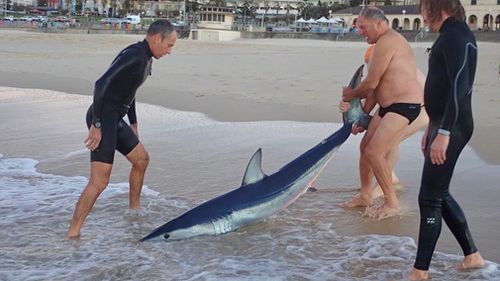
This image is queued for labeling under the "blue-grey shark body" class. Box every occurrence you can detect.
[141,65,370,241]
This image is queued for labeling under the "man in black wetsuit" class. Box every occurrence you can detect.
[68,20,177,238]
[408,1,485,280]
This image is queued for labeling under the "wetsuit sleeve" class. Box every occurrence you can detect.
[439,35,476,133]
[128,99,137,124]
[92,49,140,125]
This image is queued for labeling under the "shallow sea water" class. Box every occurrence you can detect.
[1,89,499,280]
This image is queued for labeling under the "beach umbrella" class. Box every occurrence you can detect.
[316,16,328,23]
[327,18,338,24]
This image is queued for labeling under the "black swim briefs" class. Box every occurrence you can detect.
[378,103,421,124]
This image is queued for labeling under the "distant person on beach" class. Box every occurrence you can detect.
[67,20,177,238]
[339,45,429,211]
[342,7,423,219]
[408,0,484,279]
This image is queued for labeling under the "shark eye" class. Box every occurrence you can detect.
[164,234,170,239]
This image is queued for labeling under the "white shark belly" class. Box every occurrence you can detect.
[231,149,340,229]
[167,149,339,240]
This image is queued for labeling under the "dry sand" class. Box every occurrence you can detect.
[1,30,499,263]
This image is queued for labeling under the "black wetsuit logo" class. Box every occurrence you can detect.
[426,217,436,224]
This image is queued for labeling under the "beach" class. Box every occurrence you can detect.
[1,29,499,163]
[0,30,499,280]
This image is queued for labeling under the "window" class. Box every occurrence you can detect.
[471,0,476,5]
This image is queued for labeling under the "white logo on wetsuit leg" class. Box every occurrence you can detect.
[426,217,436,224]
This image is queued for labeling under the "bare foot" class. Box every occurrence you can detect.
[457,252,485,271]
[67,233,81,240]
[371,185,384,199]
[372,204,401,220]
[340,193,373,208]
[408,268,428,280]
[371,182,404,199]
[67,225,81,239]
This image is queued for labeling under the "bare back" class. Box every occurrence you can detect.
[368,30,422,107]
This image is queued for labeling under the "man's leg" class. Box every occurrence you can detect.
[358,145,376,199]
[371,144,400,198]
[68,161,113,238]
[341,114,381,208]
[341,138,375,207]
[364,112,409,218]
[408,268,429,281]
[125,143,149,209]
[372,108,428,195]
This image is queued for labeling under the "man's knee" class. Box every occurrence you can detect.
[418,194,441,209]
[89,162,112,193]
[418,182,444,208]
[364,143,384,163]
[89,178,110,193]
[133,151,149,171]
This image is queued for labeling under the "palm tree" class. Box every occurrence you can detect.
[298,0,312,19]
[261,1,270,26]
[122,0,131,15]
[241,0,255,25]
[285,3,292,25]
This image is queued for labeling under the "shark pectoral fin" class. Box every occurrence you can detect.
[241,148,267,186]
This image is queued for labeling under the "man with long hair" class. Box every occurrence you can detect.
[409,0,485,279]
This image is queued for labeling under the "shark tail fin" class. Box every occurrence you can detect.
[348,64,364,89]
[241,148,267,186]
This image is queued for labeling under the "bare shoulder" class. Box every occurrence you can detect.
[378,30,407,49]
[373,31,401,57]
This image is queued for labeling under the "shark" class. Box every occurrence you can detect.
[141,65,370,241]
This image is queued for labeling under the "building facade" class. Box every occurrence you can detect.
[196,5,235,29]
[333,0,500,31]
[464,0,500,30]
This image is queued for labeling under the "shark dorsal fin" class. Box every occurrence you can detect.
[241,148,266,186]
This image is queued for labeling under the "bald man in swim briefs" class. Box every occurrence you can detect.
[342,7,425,219]
[339,44,428,214]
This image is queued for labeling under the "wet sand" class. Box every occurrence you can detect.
[1,30,499,265]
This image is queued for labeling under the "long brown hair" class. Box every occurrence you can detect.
[419,0,466,24]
